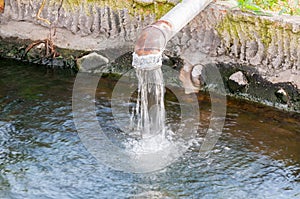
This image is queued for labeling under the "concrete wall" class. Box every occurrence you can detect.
[0,0,299,112]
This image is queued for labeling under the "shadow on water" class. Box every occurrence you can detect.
[0,58,299,198]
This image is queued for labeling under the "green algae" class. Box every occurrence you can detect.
[216,12,290,56]
[59,0,175,19]
[237,0,300,16]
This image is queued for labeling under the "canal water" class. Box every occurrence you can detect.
[0,58,299,198]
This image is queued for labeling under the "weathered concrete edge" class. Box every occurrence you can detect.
[0,1,299,113]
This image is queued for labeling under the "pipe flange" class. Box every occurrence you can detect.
[132,52,162,70]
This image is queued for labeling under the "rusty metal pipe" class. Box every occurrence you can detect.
[132,0,213,70]
[134,20,173,56]
[132,20,172,70]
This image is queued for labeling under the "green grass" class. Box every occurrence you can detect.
[236,0,300,15]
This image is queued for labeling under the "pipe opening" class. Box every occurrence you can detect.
[133,20,173,70]
[133,0,212,70]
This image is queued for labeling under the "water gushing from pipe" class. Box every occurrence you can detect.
[131,0,212,151]
[135,68,165,138]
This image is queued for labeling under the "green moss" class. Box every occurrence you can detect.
[237,0,300,16]
[216,13,274,49]
[59,0,175,19]
[216,10,300,69]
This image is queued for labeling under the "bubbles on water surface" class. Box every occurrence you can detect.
[73,63,229,173]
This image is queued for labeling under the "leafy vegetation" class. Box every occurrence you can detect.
[236,0,300,15]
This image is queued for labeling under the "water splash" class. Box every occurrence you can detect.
[127,68,177,156]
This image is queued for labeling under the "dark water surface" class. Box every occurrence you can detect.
[0,58,299,198]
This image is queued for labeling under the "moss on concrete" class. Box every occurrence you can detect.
[58,0,175,19]
[216,11,300,69]
[216,13,271,48]
[216,12,299,48]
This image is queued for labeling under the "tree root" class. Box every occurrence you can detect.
[24,38,59,59]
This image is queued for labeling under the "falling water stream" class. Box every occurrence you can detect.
[134,68,165,139]
[122,67,190,172]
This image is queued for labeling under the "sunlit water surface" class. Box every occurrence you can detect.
[0,59,299,198]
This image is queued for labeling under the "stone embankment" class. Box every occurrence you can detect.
[0,0,299,112]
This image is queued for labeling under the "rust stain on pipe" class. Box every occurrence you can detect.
[134,20,172,56]
[154,20,173,30]
[0,0,4,13]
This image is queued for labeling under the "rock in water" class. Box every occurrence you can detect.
[77,52,109,72]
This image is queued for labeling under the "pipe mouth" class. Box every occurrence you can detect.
[132,20,172,70]
[134,20,172,57]
[132,52,162,71]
